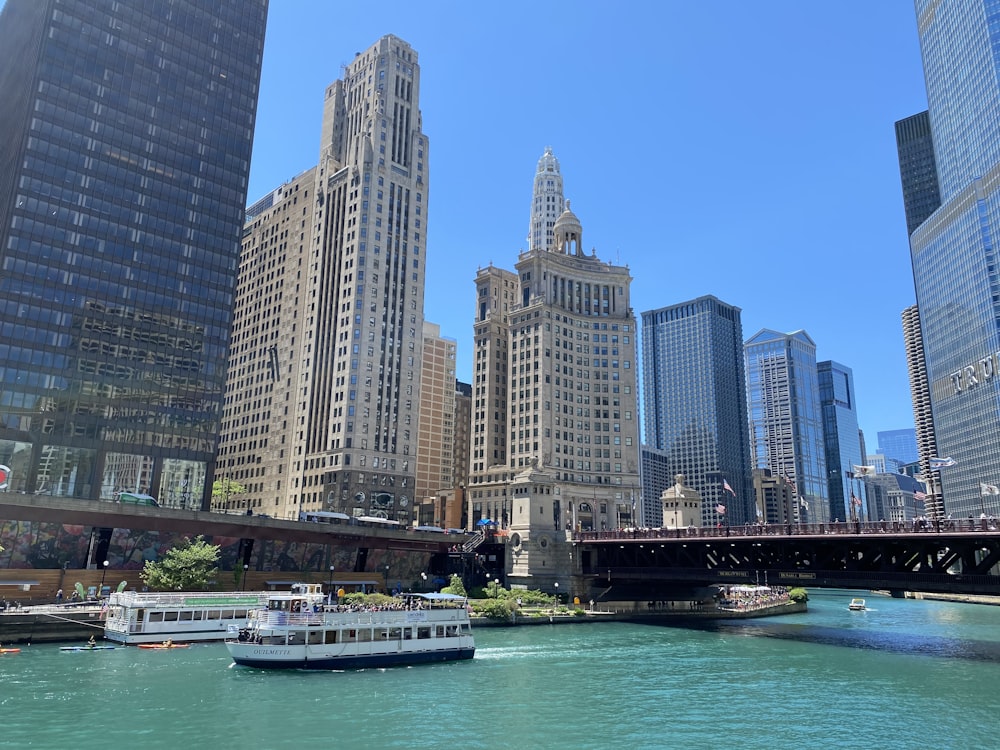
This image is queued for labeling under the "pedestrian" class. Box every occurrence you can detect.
[56,588,63,604]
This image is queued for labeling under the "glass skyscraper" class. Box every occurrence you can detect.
[908,1,1000,516]
[818,360,866,522]
[0,0,268,507]
[876,428,919,471]
[744,329,829,523]
[641,296,752,525]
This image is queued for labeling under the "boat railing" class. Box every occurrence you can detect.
[110,590,267,608]
[247,605,469,630]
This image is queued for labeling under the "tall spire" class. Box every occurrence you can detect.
[528,147,564,252]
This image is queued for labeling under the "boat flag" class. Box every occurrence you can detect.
[980,482,1000,496]
[722,478,736,496]
[715,504,726,515]
[852,465,876,477]
[930,457,957,469]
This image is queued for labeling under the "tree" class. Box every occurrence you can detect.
[440,573,467,597]
[211,478,247,506]
[141,535,220,591]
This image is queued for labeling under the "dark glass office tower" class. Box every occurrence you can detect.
[641,296,753,525]
[817,360,866,523]
[0,0,268,507]
[894,111,941,237]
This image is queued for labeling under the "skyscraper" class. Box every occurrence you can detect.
[901,304,942,517]
[471,149,640,589]
[220,35,428,523]
[527,147,565,253]
[641,295,752,525]
[744,329,829,523]
[906,2,1000,516]
[818,360,866,522]
[0,0,267,507]
[415,322,457,506]
[876,428,919,471]
[894,111,941,236]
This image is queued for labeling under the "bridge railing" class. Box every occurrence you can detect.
[573,517,997,542]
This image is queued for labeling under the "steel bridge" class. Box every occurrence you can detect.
[574,523,1000,595]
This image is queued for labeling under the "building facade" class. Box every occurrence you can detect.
[901,304,942,517]
[528,146,565,253]
[641,295,753,526]
[415,322,457,507]
[876,428,919,472]
[895,110,942,237]
[817,360,867,522]
[0,0,267,507]
[470,150,640,591]
[216,168,316,516]
[744,329,829,523]
[907,2,1000,517]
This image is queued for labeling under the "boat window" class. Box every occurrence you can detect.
[307,630,324,645]
[388,627,402,640]
[324,630,338,645]
[163,612,178,622]
[356,628,372,643]
[417,627,431,639]
[206,610,221,620]
[149,612,164,623]
[436,626,445,637]
[235,609,248,618]
[446,625,458,637]
[376,628,389,640]
[192,611,203,621]
[179,611,193,622]
[287,630,305,645]
[345,629,357,642]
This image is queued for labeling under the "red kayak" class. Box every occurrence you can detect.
[138,643,189,649]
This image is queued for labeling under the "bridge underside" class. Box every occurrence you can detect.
[580,533,1000,595]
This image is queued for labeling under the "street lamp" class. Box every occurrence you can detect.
[100,560,109,599]
[553,581,559,612]
[385,564,391,594]
[420,572,428,591]
[493,577,500,598]
[241,564,249,592]
[328,565,335,604]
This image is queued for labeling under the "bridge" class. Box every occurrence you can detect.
[0,493,470,557]
[573,522,1000,596]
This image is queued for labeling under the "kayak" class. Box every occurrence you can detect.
[60,645,116,651]
[0,648,21,654]
[137,643,190,649]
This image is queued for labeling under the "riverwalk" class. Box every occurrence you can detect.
[0,604,106,644]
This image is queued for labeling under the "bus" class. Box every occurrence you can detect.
[299,511,351,525]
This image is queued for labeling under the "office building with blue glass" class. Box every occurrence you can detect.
[641,296,752,525]
[744,329,829,523]
[0,0,268,506]
[907,1,1000,516]
[877,428,919,472]
[818,360,866,522]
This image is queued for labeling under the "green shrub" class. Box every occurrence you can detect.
[788,587,809,603]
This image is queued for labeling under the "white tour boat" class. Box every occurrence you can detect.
[104,589,269,644]
[225,583,475,670]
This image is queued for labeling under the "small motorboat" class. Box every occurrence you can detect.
[138,641,190,650]
[848,598,867,611]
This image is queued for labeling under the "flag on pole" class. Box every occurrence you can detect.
[798,496,809,510]
[755,504,764,518]
[715,504,726,515]
[851,495,862,507]
[783,476,797,494]
[980,482,1000,496]
[722,478,736,496]
[852,465,876,477]
[913,490,927,501]
[930,457,957,469]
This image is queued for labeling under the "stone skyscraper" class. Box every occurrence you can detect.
[220,35,428,523]
[0,0,267,507]
[528,147,564,252]
[471,149,640,593]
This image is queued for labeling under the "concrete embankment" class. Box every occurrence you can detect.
[0,606,106,644]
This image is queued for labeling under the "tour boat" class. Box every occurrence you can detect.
[848,598,867,611]
[225,583,475,670]
[103,589,268,644]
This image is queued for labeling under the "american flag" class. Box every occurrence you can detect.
[930,456,957,469]
[914,490,927,501]
[851,495,862,507]
[722,478,736,496]
[716,504,726,515]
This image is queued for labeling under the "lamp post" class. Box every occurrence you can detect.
[493,578,500,598]
[420,572,428,591]
[241,564,248,592]
[553,581,559,612]
[100,560,109,599]
[328,565,335,604]
[385,564,390,594]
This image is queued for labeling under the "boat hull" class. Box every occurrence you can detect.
[228,644,475,670]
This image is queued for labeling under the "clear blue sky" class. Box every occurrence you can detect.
[247,1,927,447]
